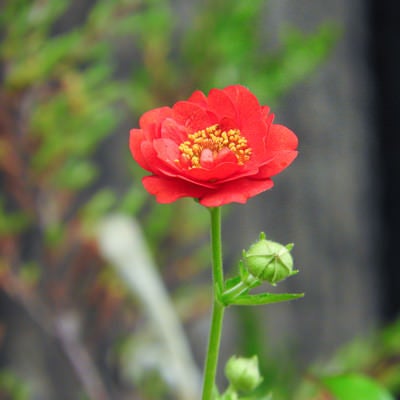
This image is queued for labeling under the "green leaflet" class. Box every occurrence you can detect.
[322,373,395,400]
[229,292,304,306]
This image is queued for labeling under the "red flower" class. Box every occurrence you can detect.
[129,85,298,207]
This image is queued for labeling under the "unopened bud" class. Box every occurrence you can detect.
[243,232,296,285]
[225,355,263,393]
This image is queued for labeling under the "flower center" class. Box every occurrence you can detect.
[177,124,251,169]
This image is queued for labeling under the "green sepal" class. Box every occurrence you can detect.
[228,292,304,306]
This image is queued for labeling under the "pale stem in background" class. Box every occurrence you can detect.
[98,214,201,400]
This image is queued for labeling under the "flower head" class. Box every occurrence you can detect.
[129,85,298,207]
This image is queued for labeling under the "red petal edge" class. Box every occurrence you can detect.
[199,177,274,207]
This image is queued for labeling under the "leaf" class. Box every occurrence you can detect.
[230,292,304,306]
[322,373,395,400]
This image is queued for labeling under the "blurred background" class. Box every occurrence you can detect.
[0,0,399,399]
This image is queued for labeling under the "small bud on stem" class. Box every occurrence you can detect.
[243,232,297,285]
[225,355,263,393]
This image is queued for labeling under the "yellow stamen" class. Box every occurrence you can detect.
[177,124,251,168]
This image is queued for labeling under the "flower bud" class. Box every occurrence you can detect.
[225,355,263,393]
[243,232,296,285]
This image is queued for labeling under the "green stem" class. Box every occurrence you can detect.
[221,281,248,303]
[221,274,261,305]
[202,207,225,400]
[209,207,224,293]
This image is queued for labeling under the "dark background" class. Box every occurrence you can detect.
[370,0,400,322]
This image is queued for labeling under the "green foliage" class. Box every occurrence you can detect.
[43,221,65,247]
[0,369,30,400]
[119,184,149,215]
[230,318,400,400]
[295,373,395,400]
[80,189,117,226]
[326,319,400,395]
[290,320,400,400]
[322,373,394,400]
[181,1,337,102]
[52,159,98,190]
[0,198,32,236]
[252,25,339,102]
[19,262,41,286]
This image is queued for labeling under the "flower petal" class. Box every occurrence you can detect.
[221,85,268,156]
[160,118,188,143]
[142,175,207,203]
[140,141,160,172]
[187,90,208,106]
[258,150,298,177]
[199,177,274,207]
[139,107,173,133]
[267,124,298,150]
[223,85,262,126]
[153,138,181,163]
[173,101,213,132]
[207,88,237,121]
[261,105,271,120]
[129,129,149,170]
[256,124,298,176]
[186,160,242,182]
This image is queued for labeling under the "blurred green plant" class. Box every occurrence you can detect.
[215,318,400,400]
[181,0,338,102]
[0,369,30,400]
[291,319,400,400]
[0,0,339,399]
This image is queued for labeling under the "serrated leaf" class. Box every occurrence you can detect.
[322,373,394,400]
[230,292,304,306]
